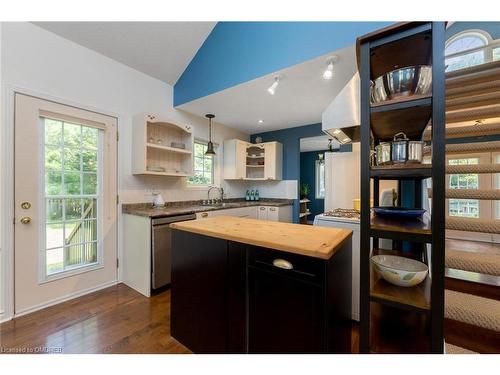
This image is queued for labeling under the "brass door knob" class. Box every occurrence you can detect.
[21,201,32,209]
[20,217,32,224]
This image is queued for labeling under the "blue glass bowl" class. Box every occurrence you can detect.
[372,206,426,219]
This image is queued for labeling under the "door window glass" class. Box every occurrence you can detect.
[44,118,101,276]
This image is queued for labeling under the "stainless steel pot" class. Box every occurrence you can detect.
[391,132,408,164]
[407,141,425,164]
[375,142,392,165]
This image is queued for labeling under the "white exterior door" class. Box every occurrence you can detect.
[14,94,118,315]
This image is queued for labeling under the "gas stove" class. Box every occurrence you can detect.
[323,208,360,220]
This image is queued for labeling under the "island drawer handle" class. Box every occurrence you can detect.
[272,259,293,270]
[201,212,208,218]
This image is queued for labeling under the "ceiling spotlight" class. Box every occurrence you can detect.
[322,56,338,80]
[267,77,280,95]
[258,119,264,124]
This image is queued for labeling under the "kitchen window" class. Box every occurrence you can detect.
[315,159,325,199]
[187,140,214,186]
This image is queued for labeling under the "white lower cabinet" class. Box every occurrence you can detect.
[257,206,292,222]
[197,205,292,223]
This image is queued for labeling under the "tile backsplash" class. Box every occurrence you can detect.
[119,179,298,204]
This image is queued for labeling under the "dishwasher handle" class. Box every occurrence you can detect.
[152,214,196,226]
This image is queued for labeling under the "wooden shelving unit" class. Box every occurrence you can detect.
[370,264,431,312]
[299,199,311,224]
[246,144,266,179]
[146,143,192,155]
[132,113,194,176]
[358,22,446,353]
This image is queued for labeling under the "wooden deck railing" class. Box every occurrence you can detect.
[66,200,97,266]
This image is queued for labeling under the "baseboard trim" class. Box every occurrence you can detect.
[13,279,118,319]
[0,312,13,324]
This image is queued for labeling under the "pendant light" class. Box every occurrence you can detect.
[205,114,216,156]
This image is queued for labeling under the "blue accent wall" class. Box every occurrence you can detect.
[300,151,326,220]
[251,123,325,223]
[251,123,353,223]
[174,21,391,106]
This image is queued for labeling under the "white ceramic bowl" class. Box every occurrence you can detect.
[371,255,428,287]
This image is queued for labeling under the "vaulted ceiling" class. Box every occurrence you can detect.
[33,22,216,85]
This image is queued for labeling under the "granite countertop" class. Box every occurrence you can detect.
[170,216,352,260]
[122,198,294,218]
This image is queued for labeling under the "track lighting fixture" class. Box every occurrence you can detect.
[267,76,280,95]
[323,56,338,80]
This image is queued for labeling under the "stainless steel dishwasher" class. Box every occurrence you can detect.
[151,213,196,289]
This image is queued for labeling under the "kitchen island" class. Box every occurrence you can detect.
[170,216,353,353]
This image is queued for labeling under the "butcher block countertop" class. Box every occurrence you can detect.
[170,216,352,260]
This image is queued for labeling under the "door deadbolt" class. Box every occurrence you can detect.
[20,217,32,224]
[21,201,31,209]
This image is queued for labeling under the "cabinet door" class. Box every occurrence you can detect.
[263,143,276,180]
[257,206,268,220]
[264,142,283,180]
[171,231,228,353]
[235,140,248,179]
[267,207,279,222]
[248,266,324,353]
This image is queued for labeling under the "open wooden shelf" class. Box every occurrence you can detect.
[371,95,432,112]
[370,302,431,354]
[370,214,431,243]
[146,143,192,154]
[246,165,264,168]
[246,154,264,159]
[139,170,191,177]
[370,264,431,313]
[371,103,432,140]
[371,163,432,179]
[364,24,432,80]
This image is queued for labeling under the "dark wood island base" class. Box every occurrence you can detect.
[170,217,353,353]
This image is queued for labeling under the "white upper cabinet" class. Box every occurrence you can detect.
[223,139,248,180]
[132,113,194,177]
[223,139,282,181]
[263,142,283,181]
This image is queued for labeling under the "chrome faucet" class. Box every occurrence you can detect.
[207,186,224,204]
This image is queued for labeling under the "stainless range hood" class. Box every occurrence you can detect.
[322,71,360,143]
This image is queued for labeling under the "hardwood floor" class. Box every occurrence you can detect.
[0,283,360,354]
[0,284,190,354]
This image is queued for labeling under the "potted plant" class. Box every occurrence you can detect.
[300,183,310,199]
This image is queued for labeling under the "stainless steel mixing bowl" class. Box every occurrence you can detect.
[370,65,432,104]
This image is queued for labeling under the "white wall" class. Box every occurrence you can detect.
[0,22,249,321]
[0,22,4,321]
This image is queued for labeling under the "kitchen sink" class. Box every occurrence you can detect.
[201,202,241,209]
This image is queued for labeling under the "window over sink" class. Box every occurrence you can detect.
[187,140,215,186]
